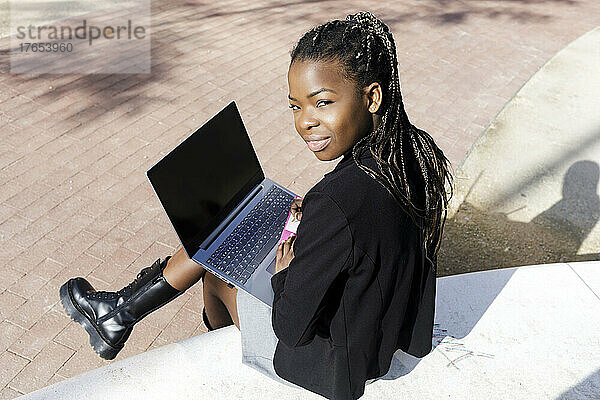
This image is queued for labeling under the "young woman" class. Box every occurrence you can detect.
[60,11,453,400]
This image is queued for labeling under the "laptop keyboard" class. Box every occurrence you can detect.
[206,186,295,285]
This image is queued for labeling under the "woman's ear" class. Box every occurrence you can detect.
[364,82,383,114]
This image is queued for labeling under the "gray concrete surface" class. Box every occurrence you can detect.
[18,261,600,400]
[439,26,600,275]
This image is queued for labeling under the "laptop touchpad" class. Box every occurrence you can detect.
[266,257,276,275]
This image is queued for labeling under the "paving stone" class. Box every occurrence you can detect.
[0,266,24,293]
[53,321,90,352]
[86,227,133,260]
[56,344,109,379]
[33,258,65,281]
[111,319,162,361]
[8,341,74,394]
[6,282,60,331]
[6,238,61,275]
[7,273,47,300]
[156,305,204,344]
[0,291,27,322]
[0,352,28,392]
[126,241,173,273]
[0,322,26,354]
[8,311,69,361]
[0,385,22,400]
[42,373,67,388]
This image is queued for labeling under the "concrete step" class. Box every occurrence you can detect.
[18,261,600,399]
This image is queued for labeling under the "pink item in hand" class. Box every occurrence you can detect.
[278,196,302,244]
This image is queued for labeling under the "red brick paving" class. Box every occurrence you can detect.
[0,0,599,396]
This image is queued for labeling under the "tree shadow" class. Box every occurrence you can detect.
[0,0,339,125]
[167,0,580,27]
[379,0,579,27]
[0,0,585,127]
[0,1,209,124]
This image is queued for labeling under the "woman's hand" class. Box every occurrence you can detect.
[290,198,303,222]
[275,234,296,273]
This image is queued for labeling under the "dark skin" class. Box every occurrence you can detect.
[163,59,383,331]
[275,59,383,273]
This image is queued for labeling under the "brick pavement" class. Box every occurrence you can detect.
[0,0,599,397]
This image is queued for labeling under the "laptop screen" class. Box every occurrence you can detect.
[147,101,264,257]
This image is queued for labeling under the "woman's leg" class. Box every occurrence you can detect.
[203,272,240,330]
[163,247,206,290]
[164,247,239,330]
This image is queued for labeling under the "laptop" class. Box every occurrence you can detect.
[146,101,298,308]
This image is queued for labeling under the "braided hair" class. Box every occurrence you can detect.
[290,11,454,268]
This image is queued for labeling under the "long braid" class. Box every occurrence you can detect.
[290,11,454,269]
[350,12,414,209]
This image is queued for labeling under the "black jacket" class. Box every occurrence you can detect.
[271,148,436,399]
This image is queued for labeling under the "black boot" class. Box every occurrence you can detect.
[202,307,214,331]
[200,275,214,331]
[59,257,183,360]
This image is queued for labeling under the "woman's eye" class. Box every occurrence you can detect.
[316,100,332,107]
[289,104,299,111]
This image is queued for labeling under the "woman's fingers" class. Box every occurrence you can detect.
[283,236,292,251]
[292,198,303,207]
[291,199,303,215]
[282,235,295,253]
[291,199,303,221]
[276,235,295,273]
[279,237,289,254]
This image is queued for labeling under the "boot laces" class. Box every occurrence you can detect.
[88,263,158,300]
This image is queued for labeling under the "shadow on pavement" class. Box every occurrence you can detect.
[370,0,579,27]
[376,158,600,382]
[439,160,600,276]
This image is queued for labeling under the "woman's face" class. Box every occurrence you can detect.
[287,60,378,161]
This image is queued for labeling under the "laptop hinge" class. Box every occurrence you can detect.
[200,184,263,250]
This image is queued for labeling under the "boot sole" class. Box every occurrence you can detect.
[59,281,122,360]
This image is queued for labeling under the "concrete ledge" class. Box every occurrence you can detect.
[443,26,600,271]
[19,262,600,399]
